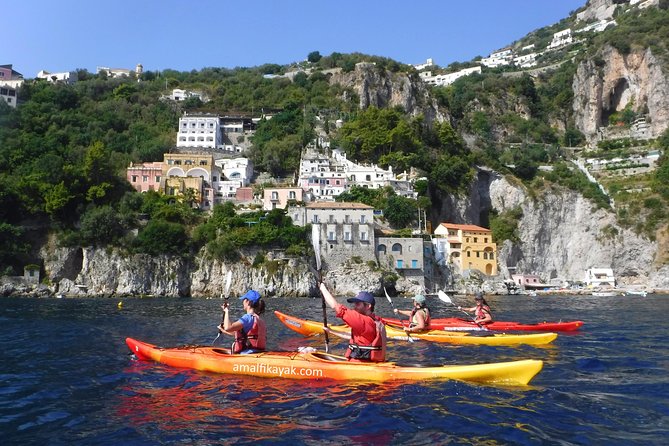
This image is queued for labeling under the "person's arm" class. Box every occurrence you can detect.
[458,306,476,313]
[320,282,339,310]
[393,309,412,317]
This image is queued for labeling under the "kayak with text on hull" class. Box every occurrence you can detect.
[380,317,584,332]
[274,311,558,346]
[125,337,543,385]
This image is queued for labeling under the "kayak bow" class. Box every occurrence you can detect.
[381,317,583,332]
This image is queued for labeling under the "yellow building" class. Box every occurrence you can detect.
[161,153,217,209]
[433,223,497,276]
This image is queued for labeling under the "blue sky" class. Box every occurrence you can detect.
[7,0,585,77]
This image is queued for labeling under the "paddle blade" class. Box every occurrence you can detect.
[437,290,453,305]
[384,287,393,305]
[311,224,321,271]
[224,271,233,297]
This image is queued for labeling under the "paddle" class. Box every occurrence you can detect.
[437,291,487,330]
[311,224,330,353]
[212,270,234,346]
[384,287,414,343]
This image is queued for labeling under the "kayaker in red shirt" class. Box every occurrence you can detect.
[459,292,493,325]
[393,294,430,333]
[218,290,267,354]
[319,283,387,362]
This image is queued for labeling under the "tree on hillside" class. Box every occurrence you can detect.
[307,51,322,63]
[384,195,417,229]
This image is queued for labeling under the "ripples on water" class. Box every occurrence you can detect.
[1,294,668,444]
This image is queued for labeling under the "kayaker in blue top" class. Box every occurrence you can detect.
[218,290,267,354]
[459,292,493,325]
[393,294,431,333]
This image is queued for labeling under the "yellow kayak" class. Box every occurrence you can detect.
[275,311,558,346]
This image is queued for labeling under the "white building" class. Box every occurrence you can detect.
[332,149,415,197]
[480,49,513,68]
[0,85,17,108]
[413,58,435,71]
[36,70,78,84]
[419,66,481,87]
[513,53,538,68]
[177,114,222,150]
[96,64,143,78]
[298,150,348,200]
[584,268,616,287]
[163,88,209,103]
[575,19,617,34]
[547,29,573,50]
[212,157,254,199]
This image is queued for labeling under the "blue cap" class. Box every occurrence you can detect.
[414,294,426,304]
[240,290,261,304]
[347,291,375,305]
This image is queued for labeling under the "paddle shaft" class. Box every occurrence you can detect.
[384,288,414,342]
[312,224,330,352]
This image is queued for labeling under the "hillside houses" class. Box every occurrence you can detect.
[0,64,24,108]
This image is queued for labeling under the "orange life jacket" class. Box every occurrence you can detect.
[347,314,387,362]
[233,313,267,353]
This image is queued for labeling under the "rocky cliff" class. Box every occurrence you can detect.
[329,62,446,124]
[572,45,669,141]
[2,241,423,298]
[432,170,666,287]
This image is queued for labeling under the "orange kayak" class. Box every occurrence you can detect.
[274,311,558,346]
[126,337,543,385]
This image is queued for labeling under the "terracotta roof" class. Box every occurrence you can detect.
[306,201,374,210]
[439,223,491,232]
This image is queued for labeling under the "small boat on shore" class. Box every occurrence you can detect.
[624,290,648,297]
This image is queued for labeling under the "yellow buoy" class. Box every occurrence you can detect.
[118,301,123,309]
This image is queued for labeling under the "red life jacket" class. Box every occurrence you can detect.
[347,314,387,362]
[233,313,266,353]
[475,305,492,323]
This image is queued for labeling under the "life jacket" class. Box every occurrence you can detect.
[410,307,430,329]
[233,313,267,353]
[347,314,387,362]
[475,304,492,323]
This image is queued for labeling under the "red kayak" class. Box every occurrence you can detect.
[381,317,583,332]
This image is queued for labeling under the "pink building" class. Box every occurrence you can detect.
[263,187,304,210]
[127,162,162,192]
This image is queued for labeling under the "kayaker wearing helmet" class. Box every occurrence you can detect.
[393,294,431,333]
[319,283,387,362]
[459,292,493,325]
[218,290,267,354]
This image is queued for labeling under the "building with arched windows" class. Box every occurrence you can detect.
[433,223,497,276]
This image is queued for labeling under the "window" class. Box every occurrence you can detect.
[484,238,488,243]
[360,215,366,224]
[474,237,478,243]
[467,251,471,257]
[397,259,403,268]
[366,175,371,181]
[289,191,296,200]
[392,243,402,254]
[131,175,137,182]
[328,231,336,241]
[344,215,350,223]
[212,176,218,182]
[156,176,161,182]
[200,160,208,166]
[476,252,480,258]
[490,252,494,260]
[377,244,386,253]
[312,215,319,223]
[336,180,340,185]
[328,215,334,223]
[466,237,470,243]
[360,232,368,241]
[411,260,418,269]
[344,232,351,241]
[271,191,278,200]
[142,176,148,182]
